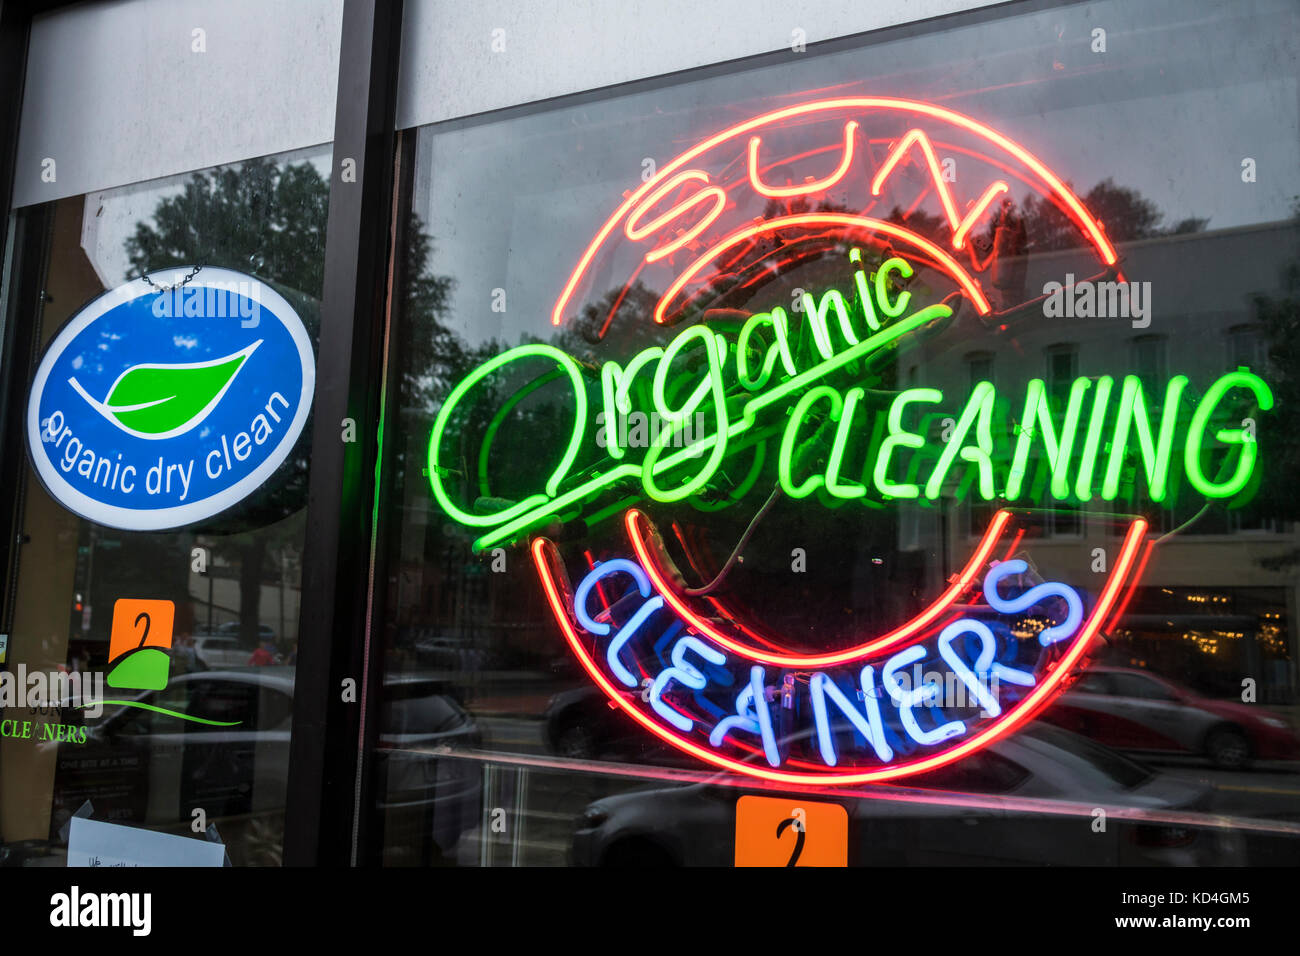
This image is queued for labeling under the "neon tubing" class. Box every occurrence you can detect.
[748,121,860,198]
[534,518,1148,785]
[552,97,1116,326]
[983,559,1083,646]
[1184,369,1273,498]
[1102,375,1188,502]
[427,344,584,528]
[952,180,1010,250]
[469,304,946,551]
[871,128,963,231]
[656,214,991,321]
[625,506,1012,666]
[624,169,728,264]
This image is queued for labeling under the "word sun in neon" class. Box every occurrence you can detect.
[552,96,1121,335]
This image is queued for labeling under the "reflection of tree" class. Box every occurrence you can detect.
[126,157,328,647]
[1021,178,1207,251]
[396,214,478,409]
[125,157,463,646]
[879,178,1207,310]
[882,178,1207,256]
[126,158,329,292]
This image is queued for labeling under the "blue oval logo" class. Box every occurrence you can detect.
[26,267,315,530]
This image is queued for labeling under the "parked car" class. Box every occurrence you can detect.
[1042,666,1300,768]
[543,685,698,768]
[544,686,626,758]
[215,622,275,641]
[192,635,249,669]
[571,723,1261,866]
[412,634,487,671]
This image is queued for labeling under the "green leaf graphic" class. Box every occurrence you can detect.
[106,646,171,691]
[69,340,262,438]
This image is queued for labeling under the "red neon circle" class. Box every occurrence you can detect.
[533,96,1139,783]
[655,214,992,321]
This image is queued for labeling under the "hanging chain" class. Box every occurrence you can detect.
[139,263,204,294]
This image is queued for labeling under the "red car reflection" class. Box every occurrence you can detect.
[1043,667,1300,769]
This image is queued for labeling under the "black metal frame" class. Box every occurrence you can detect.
[349,125,418,866]
[282,0,405,866]
[0,2,35,638]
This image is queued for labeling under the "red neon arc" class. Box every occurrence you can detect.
[655,213,993,321]
[531,518,1148,786]
[628,507,1012,666]
[748,120,860,197]
[552,96,1118,327]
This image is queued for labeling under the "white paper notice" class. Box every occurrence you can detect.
[67,817,226,867]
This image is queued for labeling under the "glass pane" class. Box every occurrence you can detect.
[373,0,1300,866]
[0,146,330,867]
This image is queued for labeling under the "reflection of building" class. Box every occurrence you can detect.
[904,220,1300,705]
[187,552,301,644]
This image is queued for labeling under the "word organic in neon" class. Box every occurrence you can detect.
[427,97,1273,784]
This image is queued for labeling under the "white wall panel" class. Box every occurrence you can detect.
[14,0,343,207]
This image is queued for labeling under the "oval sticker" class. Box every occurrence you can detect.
[26,267,315,530]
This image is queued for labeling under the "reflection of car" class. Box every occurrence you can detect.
[47,668,481,860]
[572,723,1238,866]
[544,687,625,758]
[543,686,697,768]
[371,672,484,861]
[192,635,249,669]
[1043,666,1300,769]
[412,635,487,671]
[216,622,275,641]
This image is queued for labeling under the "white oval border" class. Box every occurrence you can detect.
[25,267,316,531]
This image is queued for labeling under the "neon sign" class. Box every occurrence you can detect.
[427,97,1272,783]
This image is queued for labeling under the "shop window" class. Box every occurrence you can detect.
[0,146,331,867]
[1045,344,1079,405]
[966,351,994,390]
[1130,334,1166,385]
[365,0,1300,868]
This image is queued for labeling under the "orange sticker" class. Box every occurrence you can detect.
[734,794,848,867]
[106,599,175,691]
